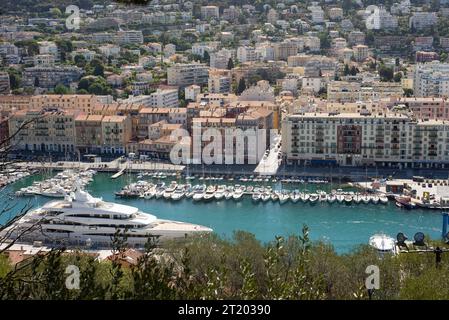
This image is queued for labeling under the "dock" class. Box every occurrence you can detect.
[111,168,125,179]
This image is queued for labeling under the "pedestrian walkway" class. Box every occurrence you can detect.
[254,134,281,176]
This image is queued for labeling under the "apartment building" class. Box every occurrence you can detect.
[328,7,344,21]
[409,12,438,31]
[116,30,143,45]
[208,69,231,94]
[415,51,439,63]
[237,46,259,63]
[201,6,220,20]
[210,49,233,69]
[22,66,84,89]
[0,72,10,94]
[75,114,104,154]
[167,63,209,87]
[137,107,187,139]
[282,112,449,168]
[28,95,105,114]
[0,95,31,112]
[327,81,403,102]
[191,109,273,164]
[348,31,365,45]
[9,108,77,153]
[273,41,299,61]
[148,89,179,108]
[101,115,132,154]
[381,97,449,120]
[353,45,369,62]
[185,85,201,101]
[413,61,449,97]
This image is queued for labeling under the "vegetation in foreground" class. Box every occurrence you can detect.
[1,226,449,300]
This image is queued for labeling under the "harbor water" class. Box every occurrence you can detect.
[0,172,443,253]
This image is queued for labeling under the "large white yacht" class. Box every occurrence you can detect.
[2,188,213,248]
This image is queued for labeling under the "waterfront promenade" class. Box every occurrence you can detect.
[10,157,449,182]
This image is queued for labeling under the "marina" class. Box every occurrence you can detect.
[1,171,443,253]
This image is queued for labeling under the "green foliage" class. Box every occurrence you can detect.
[7,68,21,90]
[54,84,70,94]
[236,78,246,94]
[2,227,449,300]
[379,64,394,82]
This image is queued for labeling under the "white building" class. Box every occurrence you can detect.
[282,112,449,167]
[409,12,438,31]
[210,48,233,69]
[99,44,120,58]
[167,63,209,87]
[201,6,219,20]
[208,69,231,94]
[185,85,201,101]
[237,46,259,63]
[116,30,143,44]
[413,61,449,97]
[149,88,179,108]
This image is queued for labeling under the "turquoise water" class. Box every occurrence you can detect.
[0,173,444,253]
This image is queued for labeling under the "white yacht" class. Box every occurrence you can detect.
[232,187,244,201]
[214,185,226,200]
[192,185,206,202]
[1,188,212,247]
[171,186,185,201]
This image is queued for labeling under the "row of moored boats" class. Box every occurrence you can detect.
[115,181,389,205]
[15,169,97,198]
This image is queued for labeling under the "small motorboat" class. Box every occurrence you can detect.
[327,193,336,203]
[379,194,389,204]
[371,195,380,205]
[203,185,216,201]
[143,191,154,200]
[309,193,319,204]
[192,185,206,202]
[336,193,345,203]
[279,192,290,204]
[300,193,310,202]
[318,191,327,202]
[290,191,300,203]
[361,194,371,204]
[344,194,353,205]
[252,192,261,202]
[352,193,362,204]
[214,185,226,200]
[233,188,244,201]
[261,192,271,202]
[171,186,185,201]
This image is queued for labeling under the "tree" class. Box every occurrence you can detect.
[93,64,105,77]
[403,88,414,97]
[236,78,246,94]
[227,58,234,70]
[394,72,403,83]
[74,55,87,68]
[54,84,70,94]
[379,65,394,82]
[344,64,350,76]
[203,51,210,65]
[7,68,21,90]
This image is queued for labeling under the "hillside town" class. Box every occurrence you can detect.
[1,0,449,168]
